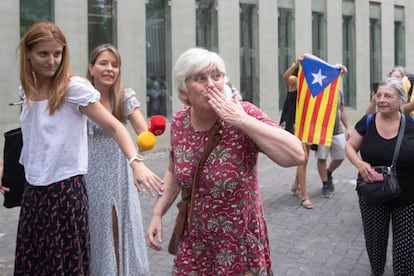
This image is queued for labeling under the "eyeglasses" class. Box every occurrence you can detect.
[186,72,225,84]
[373,93,396,100]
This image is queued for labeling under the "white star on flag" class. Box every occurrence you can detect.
[311,69,327,86]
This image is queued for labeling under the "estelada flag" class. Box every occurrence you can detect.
[294,54,342,146]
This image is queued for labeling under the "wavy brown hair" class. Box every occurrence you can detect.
[86,44,126,123]
[19,21,71,114]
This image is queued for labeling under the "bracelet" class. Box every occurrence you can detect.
[128,154,144,166]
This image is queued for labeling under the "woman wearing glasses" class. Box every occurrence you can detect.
[146,47,305,275]
[346,78,414,275]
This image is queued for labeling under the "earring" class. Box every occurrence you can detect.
[32,71,37,87]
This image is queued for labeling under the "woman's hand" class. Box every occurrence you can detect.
[340,65,348,76]
[146,215,163,251]
[205,86,247,127]
[146,167,180,251]
[0,160,10,194]
[357,161,378,183]
[0,184,10,194]
[130,161,164,197]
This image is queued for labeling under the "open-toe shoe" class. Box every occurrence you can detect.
[291,183,301,196]
[300,197,314,209]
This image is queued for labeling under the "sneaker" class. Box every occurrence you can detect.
[327,170,335,192]
[321,183,331,198]
[328,178,335,193]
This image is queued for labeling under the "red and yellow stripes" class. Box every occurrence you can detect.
[294,64,341,146]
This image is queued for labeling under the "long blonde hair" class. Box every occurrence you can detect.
[86,44,126,123]
[20,21,71,114]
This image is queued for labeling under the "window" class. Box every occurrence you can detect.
[240,0,259,105]
[88,0,117,53]
[278,5,295,110]
[370,3,382,85]
[342,0,356,108]
[196,0,218,52]
[146,0,172,117]
[20,0,53,37]
[394,6,405,67]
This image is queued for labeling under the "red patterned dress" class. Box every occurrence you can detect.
[171,102,275,276]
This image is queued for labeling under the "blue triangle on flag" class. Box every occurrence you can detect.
[302,54,341,97]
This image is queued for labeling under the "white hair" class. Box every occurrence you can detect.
[173,48,226,105]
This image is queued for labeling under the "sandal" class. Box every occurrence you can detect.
[291,183,301,196]
[300,197,314,209]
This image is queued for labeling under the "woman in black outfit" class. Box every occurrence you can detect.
[345,77,414,276]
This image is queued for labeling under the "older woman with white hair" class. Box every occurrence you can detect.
[146,47,305,275]
[346,77,414,276]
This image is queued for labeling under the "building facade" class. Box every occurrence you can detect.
[1,0,414,151]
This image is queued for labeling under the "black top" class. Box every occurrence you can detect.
[279,90,297,134]
[355,113,414,208]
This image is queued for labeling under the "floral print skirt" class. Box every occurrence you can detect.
[14,175,90,276]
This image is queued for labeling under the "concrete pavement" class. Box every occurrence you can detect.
[0,151,393,276]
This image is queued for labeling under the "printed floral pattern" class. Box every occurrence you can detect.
[85,88,150,276]
[171,102,275,275]
[14,175,90,276]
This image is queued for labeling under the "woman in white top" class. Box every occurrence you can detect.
[10,22,163,276]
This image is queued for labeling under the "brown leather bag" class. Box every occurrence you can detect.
[168,121,222,255]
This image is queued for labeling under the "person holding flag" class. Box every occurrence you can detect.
[282,54,314,209]
[316,87,351,198]
[294,54,347,198]
[294,54,344,146]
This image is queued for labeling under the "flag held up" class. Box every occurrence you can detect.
[294,54,342,146]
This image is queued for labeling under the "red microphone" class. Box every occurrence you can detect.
[148,115,166,136]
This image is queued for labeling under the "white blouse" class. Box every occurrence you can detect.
[19,76,100,186]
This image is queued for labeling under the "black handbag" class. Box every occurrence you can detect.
[2,127,26,208]
[356,115,405,205]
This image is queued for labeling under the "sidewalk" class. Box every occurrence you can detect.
[0,151,393,276]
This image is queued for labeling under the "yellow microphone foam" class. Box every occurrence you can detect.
[137,131,156,151]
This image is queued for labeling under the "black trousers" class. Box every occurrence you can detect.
[359,198,414,276]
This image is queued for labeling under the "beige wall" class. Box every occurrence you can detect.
[218,0,241,92]
[258,0,279,119]
[352,0,371,123]
[117,1,147,113]
[1,0,414,151]
[0,0,20,138]
[406,0,414,71]
[170,0,197,114]
[55,0,88,77]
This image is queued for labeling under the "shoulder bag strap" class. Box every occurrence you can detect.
[391,113,405,170]
[187,121,223,232]
[365,113,373,130]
